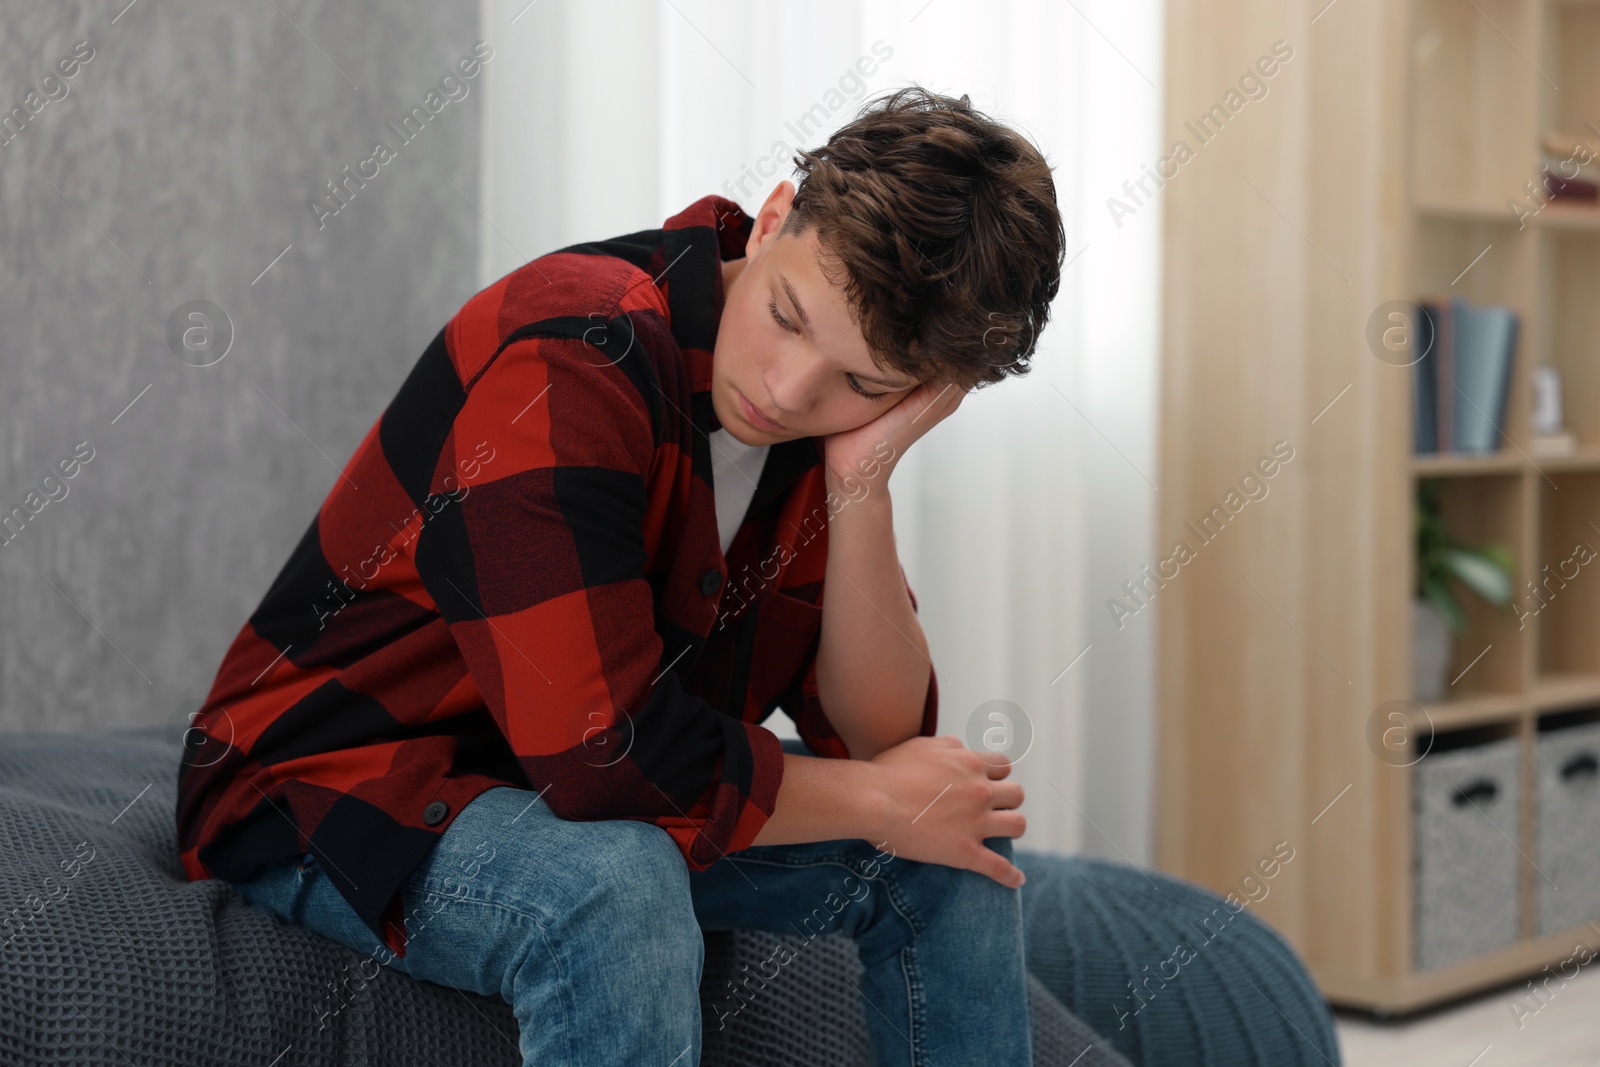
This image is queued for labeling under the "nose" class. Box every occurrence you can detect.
[763,350,826,417]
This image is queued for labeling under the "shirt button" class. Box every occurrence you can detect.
[700,569,723,595]
[422,800,449,826]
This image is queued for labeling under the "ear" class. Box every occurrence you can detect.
[747,181,797,259]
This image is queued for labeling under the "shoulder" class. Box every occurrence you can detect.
[438,244,677,470]
[448,237,672,375]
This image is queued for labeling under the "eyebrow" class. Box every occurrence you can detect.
[779,272,918,390]
[778,274,813,334]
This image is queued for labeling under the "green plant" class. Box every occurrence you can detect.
[1415,480,1516,632]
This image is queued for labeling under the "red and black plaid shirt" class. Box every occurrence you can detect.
[175,194,938,957]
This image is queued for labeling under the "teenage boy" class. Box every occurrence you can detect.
[177,86,1065,1066]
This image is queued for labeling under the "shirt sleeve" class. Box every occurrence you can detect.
[412,328,783,869]
[783,563,939,760]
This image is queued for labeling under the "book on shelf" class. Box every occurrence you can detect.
[1544,169,1598,201]
[1411,295,1519,456]
[1539,131,1600,203]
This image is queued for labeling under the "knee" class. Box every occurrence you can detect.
[576,821,704,966]
[959,834,1018,890]
[895,836,1022,914]
[948,835,1018,902]
[587,819,692,896]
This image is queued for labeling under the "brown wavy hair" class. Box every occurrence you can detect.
[781,86,1065,392]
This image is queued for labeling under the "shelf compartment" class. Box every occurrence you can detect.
[1418,473,1532,698]
[1415,217,1536,311]
[1411,0,1540,207]
[1534,472,1600,676]
[1541,229,1600,452]
[1549,4,1600,149]
[1413,214,1536,455]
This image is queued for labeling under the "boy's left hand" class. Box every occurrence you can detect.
[822,379,968,491]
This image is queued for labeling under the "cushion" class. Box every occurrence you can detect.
[1017,848,1342,1066]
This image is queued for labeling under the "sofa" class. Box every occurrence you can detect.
[0,725,1339,1065]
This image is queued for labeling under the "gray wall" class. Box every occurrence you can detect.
[0,1,482,735]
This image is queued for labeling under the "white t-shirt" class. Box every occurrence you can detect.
[709,427,771,554]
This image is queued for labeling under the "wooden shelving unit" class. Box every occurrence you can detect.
[1159,0,1600,1016]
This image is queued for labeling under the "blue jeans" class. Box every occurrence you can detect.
[229,742,1033,1066]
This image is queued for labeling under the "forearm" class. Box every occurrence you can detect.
[748,752,886,846]
[813,484,931,760]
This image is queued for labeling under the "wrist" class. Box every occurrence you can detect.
[824,468,894,511]
[754,748,894,847]
[846,756,893,845]
[824,448,898,501]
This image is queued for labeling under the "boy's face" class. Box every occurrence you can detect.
[711,181,921,446]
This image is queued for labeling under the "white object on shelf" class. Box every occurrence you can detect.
[1531,364,1565,436]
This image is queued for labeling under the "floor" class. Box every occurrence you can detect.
[1335,963,1600,1066]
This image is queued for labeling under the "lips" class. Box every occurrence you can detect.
[736,388,785,431]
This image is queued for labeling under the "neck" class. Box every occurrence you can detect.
[721,256,748,296]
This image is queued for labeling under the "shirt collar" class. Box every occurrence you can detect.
[659,195,752,405]
[660,195,824,512]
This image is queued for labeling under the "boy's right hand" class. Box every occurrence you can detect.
[867,734,1028,889]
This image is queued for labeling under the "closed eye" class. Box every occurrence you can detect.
[768,300,798,334]
[769,299,890,401]
[848,374,891,402]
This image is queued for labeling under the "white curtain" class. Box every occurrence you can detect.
[478,0,1163,861]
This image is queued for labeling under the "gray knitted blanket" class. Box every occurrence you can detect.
[0,725,1126,1066]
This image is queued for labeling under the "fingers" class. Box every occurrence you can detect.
[970,847,1027,889]
[913,381,965,423]
[988,781,1025,810]
[973,749,1013,778]
[988,808,1026,839]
